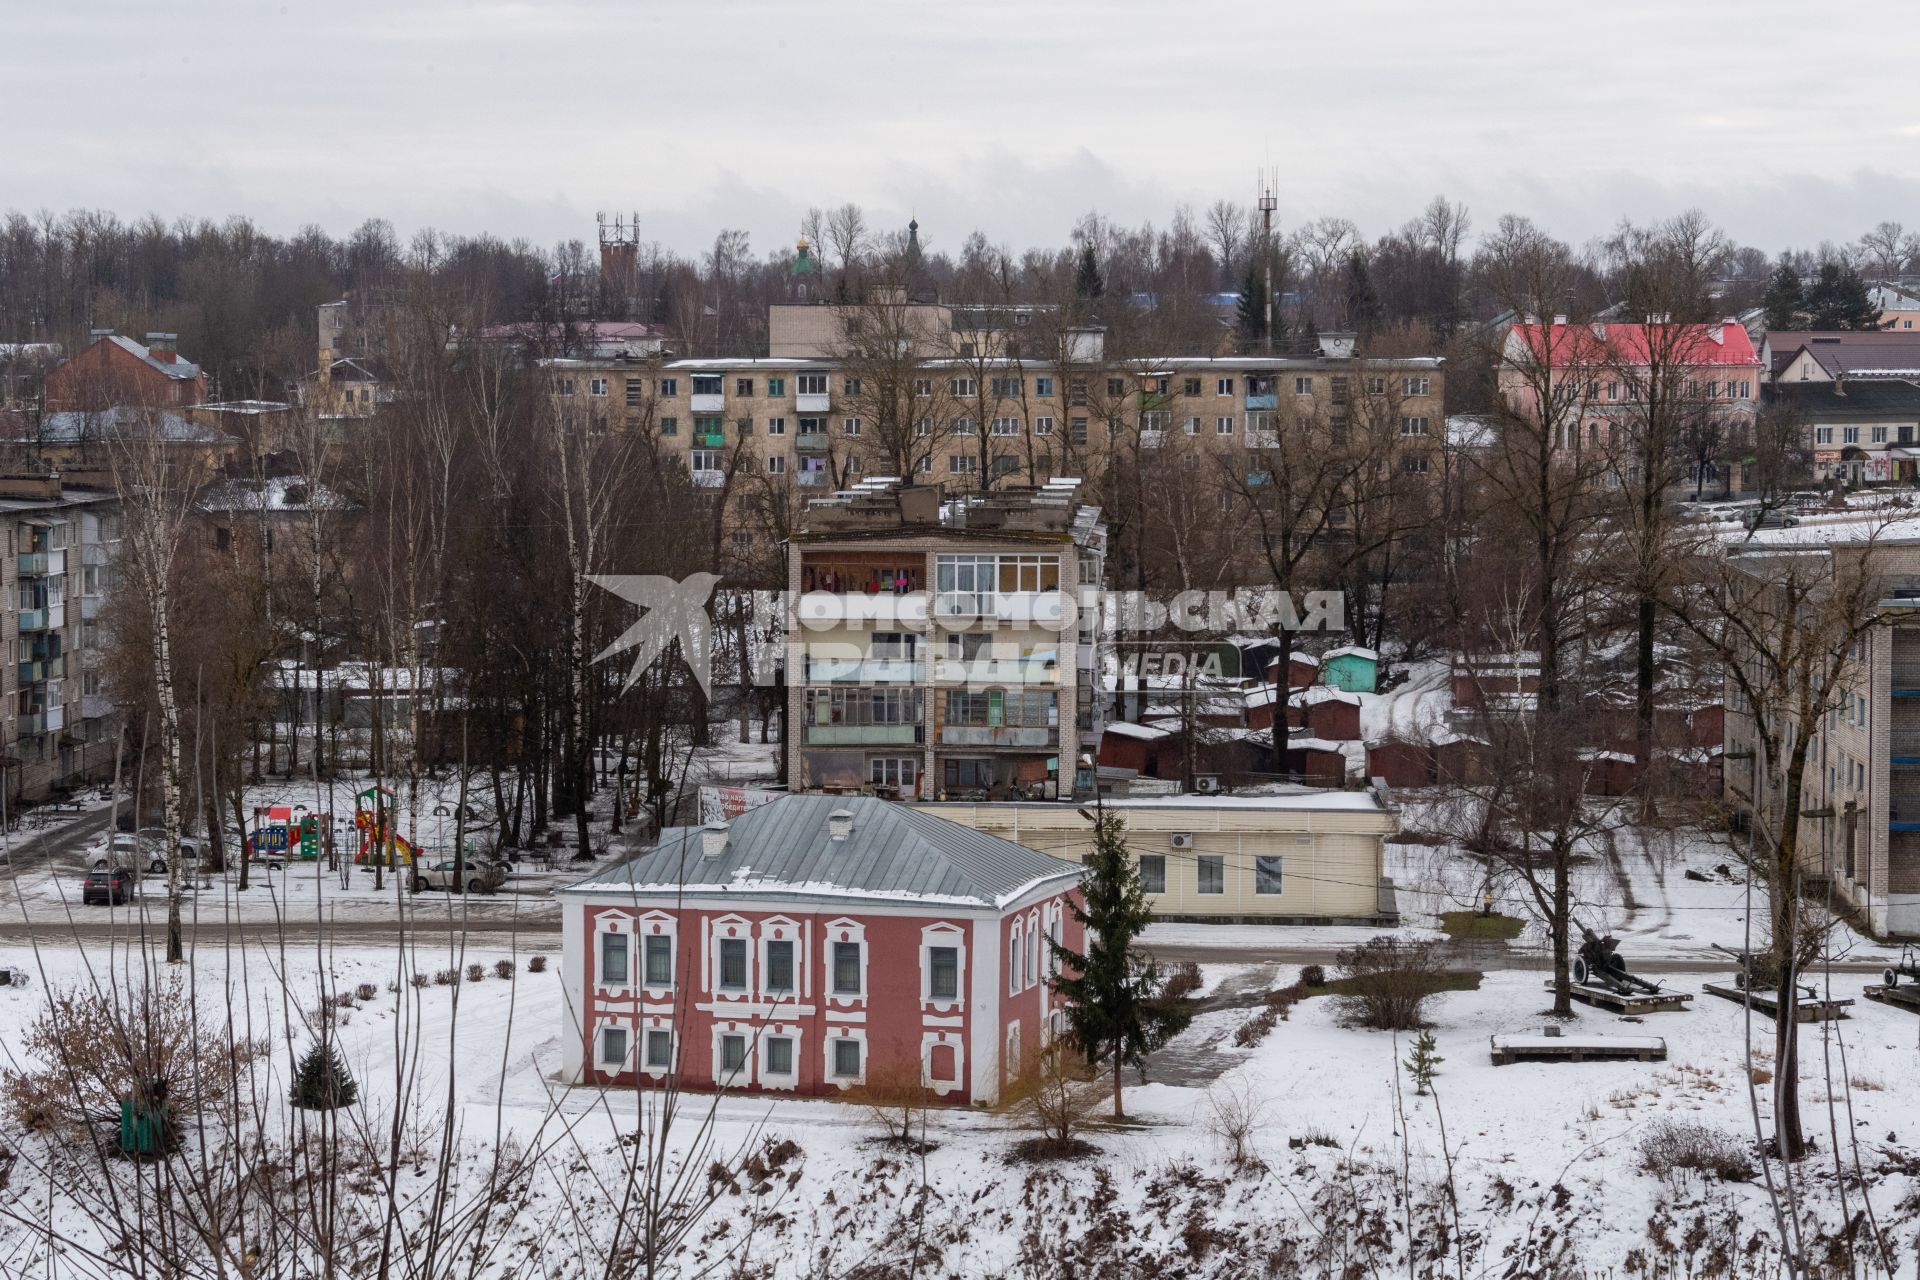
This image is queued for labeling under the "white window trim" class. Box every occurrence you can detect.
[596,1020,634,1072]
[921,923,967,1012]
[1008,919,1024,996]
[824,917,868,1003]
[758,915,807,1004]
[707,914,754,997]
[595,912,638,994]
[1004,1023,1022,1083]
[1025,908,1041,987]
[921,1030,965,1097]
[640,911,677,993]
[640,1019,675,1078]
[759,1024,803,1092]
[712,1024,754,1089]
[824,1028,867,1087]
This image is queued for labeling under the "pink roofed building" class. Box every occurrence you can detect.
[1497,317,1765,495]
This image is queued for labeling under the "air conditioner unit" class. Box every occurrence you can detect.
[1170,832,1195,849]
[1193,774,1222,795]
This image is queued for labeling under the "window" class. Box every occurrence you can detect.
[1139,854,1166,894]
[767,416,785,435]
[1071,417,1088,444]
[1401,416,1430,436]
[843,416,861,435]
[917,456,933,473]
[1069,377,1088,406]
[1216,416,1235,435]
[832,941,862,994]
[1197,855,1224,895]
[949,455,977,474]
[1606,381,1619,401]
[690,448,722,472]
[1026,924,1039,986]
[590,377,608,397]
[913,378,932,397]
[869,756,917,788]
[951,417,977,435]
[1331,375,1350,404]
[798,372,828,396]
[1035,376,1055,396]
[1403,455,1430,474]
[1183,416,1200,435]
[554,377,577,396]
[1035,415,1054,436]
[719,937,748,991]
[660,416,678,436]
[644,934,672,986]
[1816,426,1835,445]
[844,376,862,394]
[765,1037,794,1076]
[720,1034,747,1075]
[645,1029,671,1068]
[767,376,785,397]
[950,377,977,397]
[1404,376,1431,396]
[832,1038,862,1078]
[600,932,629,985]
[1254,857,1284,895]
[735,417,753,436]
[766,455,786,475]
[1184,377,1202,396]
[691,373,722,395]
[1216,377,1235,396]
[736,377,754,396]
[1294,376,1313,395]
[994,455,1019,475]
[846,454,862,474]
[599,1026,629,1068]
[991,377,1021,397]
[1009,928,1024,994]
[1873,426,1888,444]
[1843,426,1860,445]
[765,940,795,993]
[1141,410,1167,433]
[992,416,1019,436]
[625,378,642,407]
[797,416,826,438]
[1107,377,1125,396]
[928,946,959,1000]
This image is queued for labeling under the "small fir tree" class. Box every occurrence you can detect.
[1047,811,1190,1119]
[1074,243,1105,301]
[1805,261,1884,330]
[1405,1029,1443,1096]
[293,1039,359,1111]
[1236,264,1267,347]
[1763,260,1804,332]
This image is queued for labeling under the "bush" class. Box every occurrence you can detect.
[847,1059,932,1149]
[1003,1044,1097,1161]
[492,960,515,980]
[1300,964,1326,988]
[1264,981,1309,1017]
[1639,1120,1755,1183]
[433,969,456,987]
[528,955,548,974]
[291,1040,359,1111]
[1333,936,1450,1030]
[1162,961,1203,1002]
[355,982,379,1003]
[1203,1079,1269,1170]
[1233,1007,1278,1047]
[409,973,430,989]
[465,964,485,983]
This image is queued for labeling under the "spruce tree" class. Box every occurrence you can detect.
[1236,264,1267,347]
[293,1039,359,1111]
[1405,1029,1443,1096]
[1805,261,1884,330]
[1046,811,1189,1119]
[1074,244,1104,301]
[1345,250,1381,340]
[1763,261,1804,332]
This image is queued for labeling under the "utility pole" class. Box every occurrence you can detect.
[1258,173,1278,357]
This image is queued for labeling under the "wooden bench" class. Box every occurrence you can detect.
[1491,1033,1666,1066]
[1702,982,1852,1023]
[1550,980,1694,1014]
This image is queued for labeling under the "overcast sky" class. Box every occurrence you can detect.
[7,1,1917,261]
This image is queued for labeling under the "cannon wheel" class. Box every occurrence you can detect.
[1572,957,1590,985]
[1887,967,1900,989]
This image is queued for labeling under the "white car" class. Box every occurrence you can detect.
[411,858,508,895]
[89,832,168,875]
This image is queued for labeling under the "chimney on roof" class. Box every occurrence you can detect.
[145,332,177,363]
[89,328,113,338]
[1317,331,1356,359]
[827,808,854,842]
[700,820,729,859]
[1551,314,1567,327]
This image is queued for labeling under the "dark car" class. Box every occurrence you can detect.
[82,868,132,906]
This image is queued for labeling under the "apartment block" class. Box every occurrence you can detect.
[0,474,120,803]
[786,478,1106,802]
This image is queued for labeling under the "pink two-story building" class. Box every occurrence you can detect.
[559,794,1085,1105]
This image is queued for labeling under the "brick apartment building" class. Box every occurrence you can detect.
[44,331,206,413]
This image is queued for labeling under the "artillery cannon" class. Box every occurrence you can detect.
[1711,943,1817,1003]
[1883,944,1920,990]
[1572,927,1666,997]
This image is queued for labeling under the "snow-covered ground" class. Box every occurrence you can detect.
[2,938,1915,1276]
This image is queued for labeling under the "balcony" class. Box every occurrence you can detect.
[1246,394,1278,410]
[79,594,101,621]
[796,392,831,413]
[1139,430,1165,449]
[17,552,47,576]
[695,431,726,447]
[44,656,63,680]
[794,432,831,453]
[16,711,43,735]
[690,392,726,413]
[18,608,46,632]
[939,725,1057,748]
[82,694,112,720]
[933,657,1059,685]
[805,657,922,684]
[690,469,726,489]
[805,723,923,746]
[934,591,1065,626]
[82,543,108,567]
[45,704,63,733]
[16,661,40,685]
[1247,429,1279,449]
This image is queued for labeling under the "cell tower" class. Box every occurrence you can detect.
[1257,172,1278,356]
[597,210,641,283]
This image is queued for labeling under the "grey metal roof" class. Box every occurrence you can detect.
[566,793,1082,909]
[107,335,202,381]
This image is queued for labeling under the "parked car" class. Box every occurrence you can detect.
[88,832,167,874]
[1742,507,1800,531]
[81,867,133,906]
[411,858,508,895]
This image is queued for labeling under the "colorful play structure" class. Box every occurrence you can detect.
[246,806,326,860]
[353,785,418,867]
